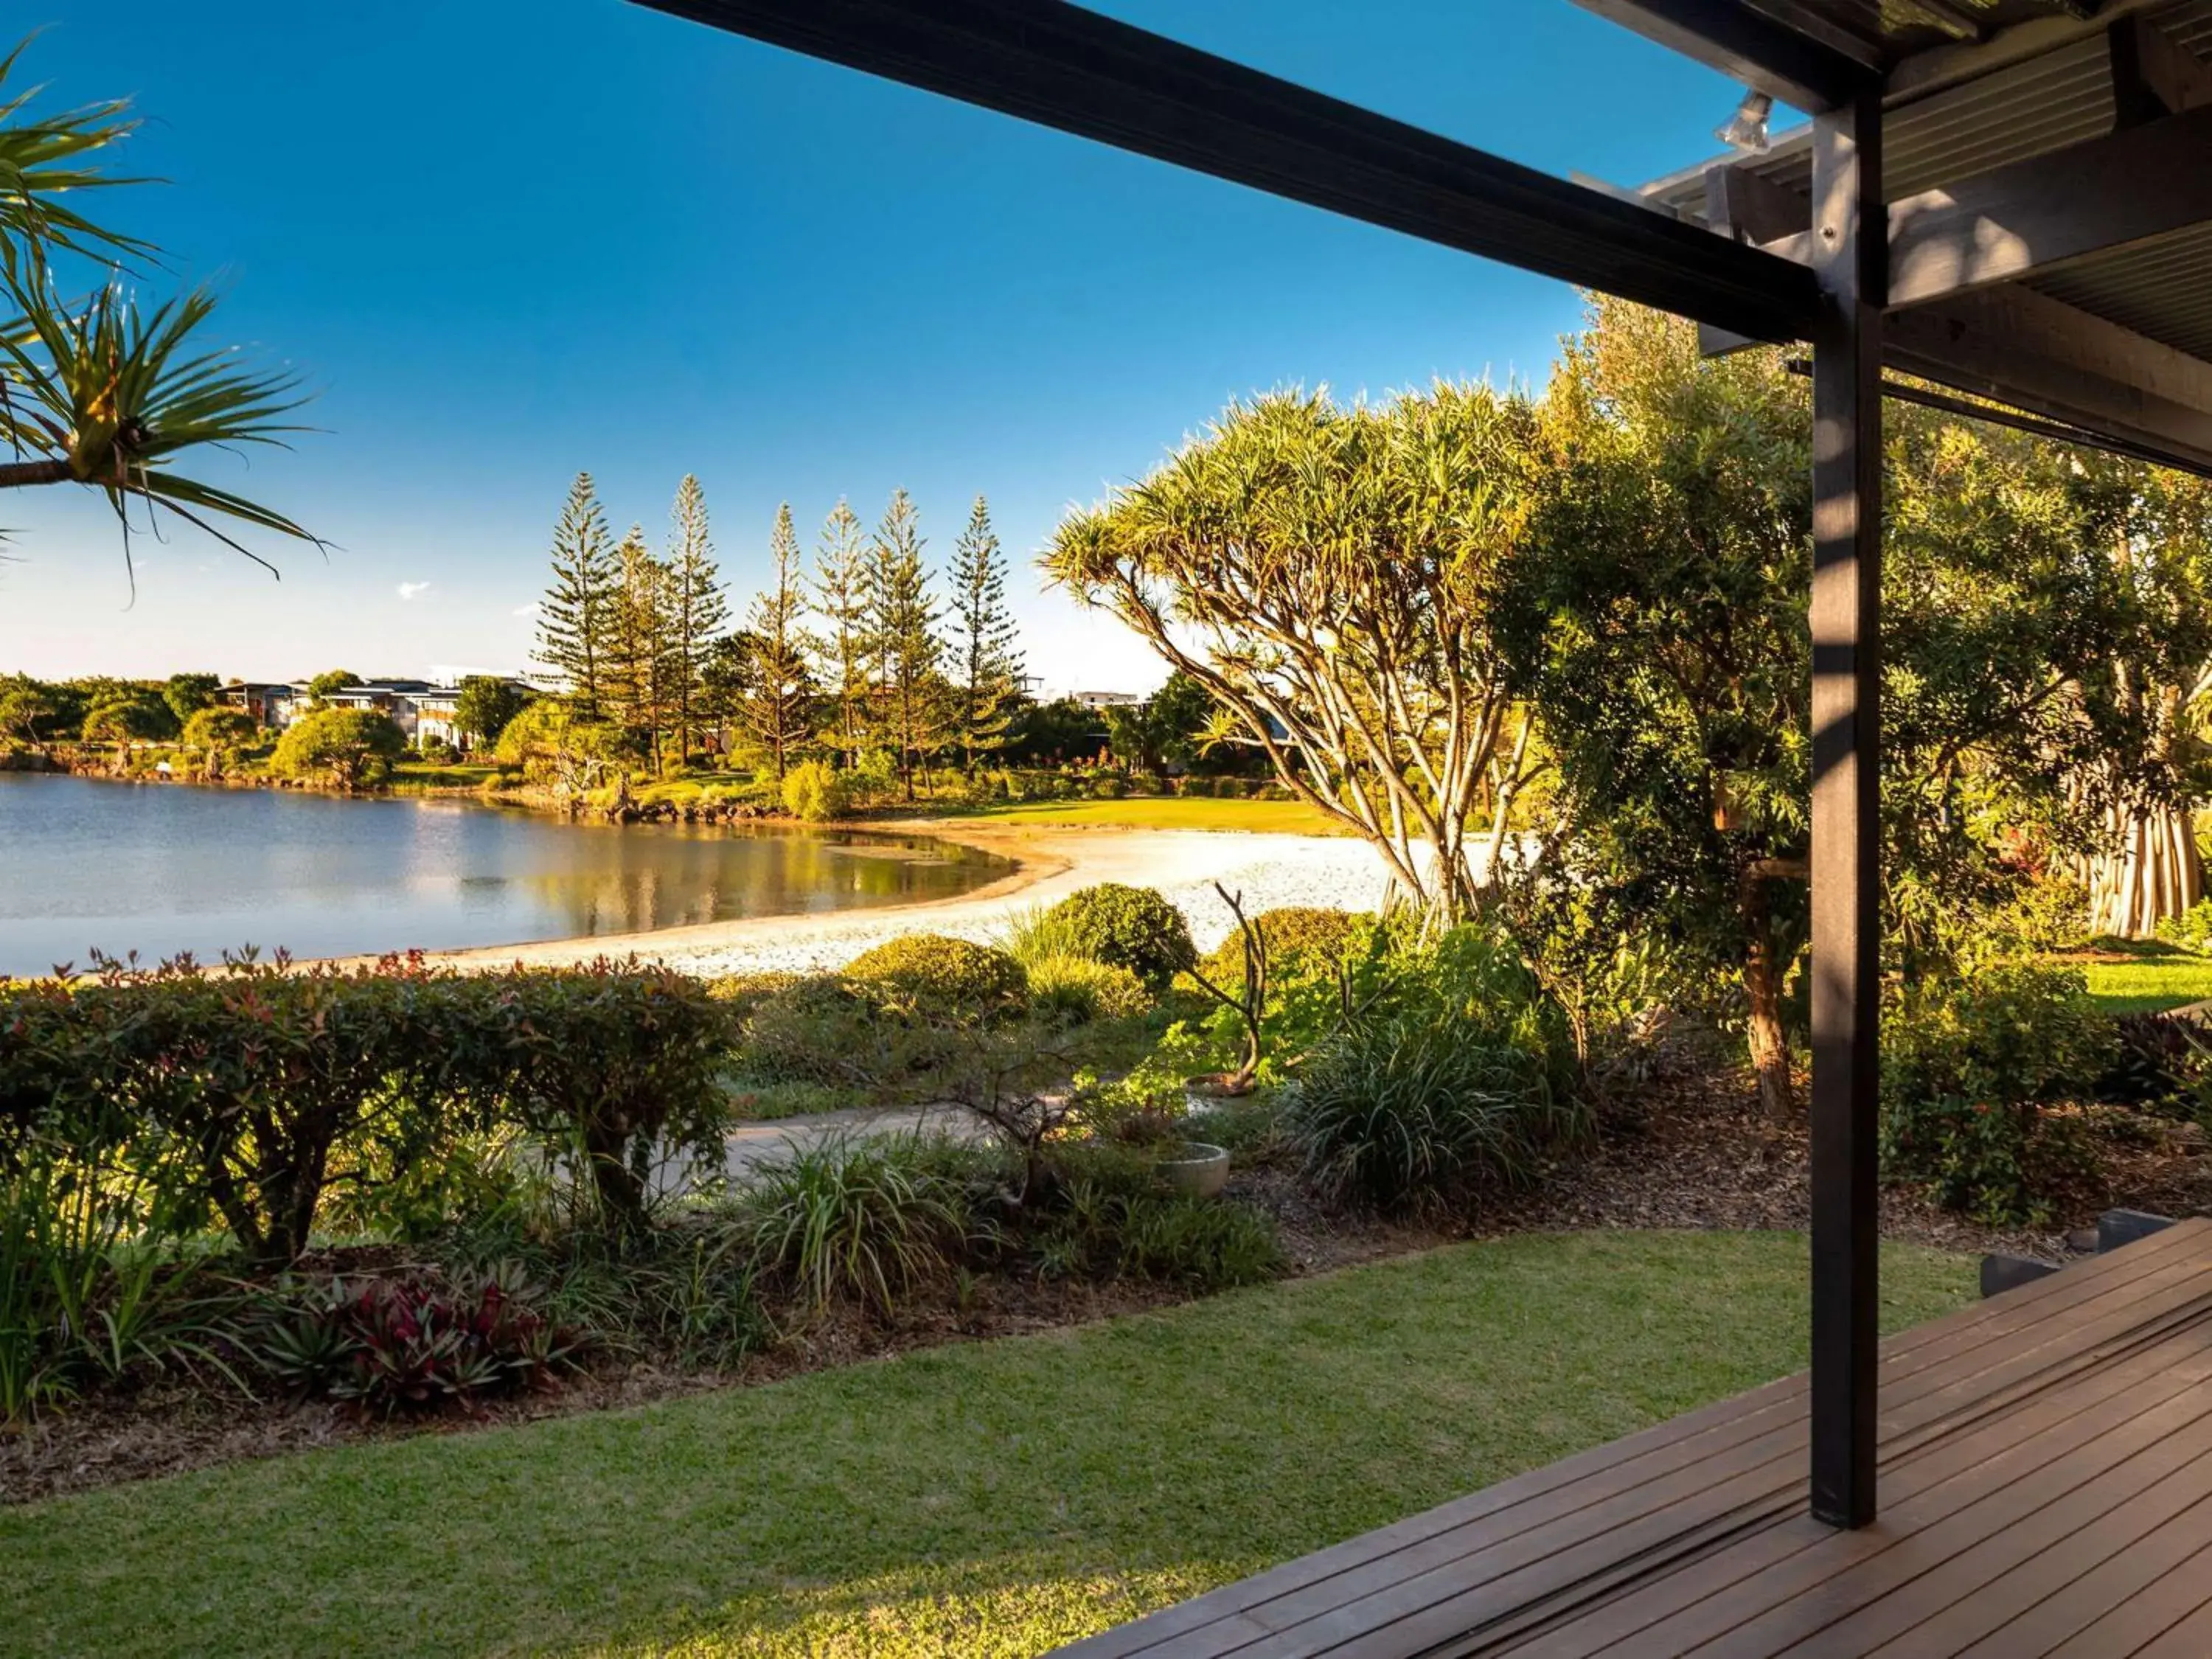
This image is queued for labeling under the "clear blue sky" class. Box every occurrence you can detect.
[0,0,1745,690]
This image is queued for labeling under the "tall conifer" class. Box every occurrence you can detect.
[742,503,818,781]
[868,488,945,800]
[947,493,1024,773]
[665,474,728,765]
[535,473,617,707]
[812,498,870,768]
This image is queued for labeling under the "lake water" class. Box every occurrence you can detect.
[0,773,1011,975]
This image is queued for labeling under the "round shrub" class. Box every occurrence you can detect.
[844,934,1028,1020]
[1197,906,1368,987]
[1042,883,1196,989]
[782,759,850,822]
[706,970,802,1020]
[1090,773,1128,800]
[1023,953,1154,1026]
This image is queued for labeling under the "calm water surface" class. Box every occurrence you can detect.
[0,773,1010,974]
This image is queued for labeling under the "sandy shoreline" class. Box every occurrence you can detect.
[410,820,1397,977]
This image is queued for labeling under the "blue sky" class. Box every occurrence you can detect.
[1,0,1745,689]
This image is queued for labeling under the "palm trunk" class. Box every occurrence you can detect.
[2087,801,2203,938]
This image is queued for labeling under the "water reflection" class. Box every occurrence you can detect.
[0,775,1010,974]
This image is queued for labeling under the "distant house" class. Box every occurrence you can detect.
[1068,689,1144,710]
[217,681,300,726]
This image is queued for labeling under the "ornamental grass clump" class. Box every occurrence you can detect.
[1287,924,1583,1215]
[741,1133,968,1312]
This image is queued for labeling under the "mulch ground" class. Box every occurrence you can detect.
[10,1068,2207,1507]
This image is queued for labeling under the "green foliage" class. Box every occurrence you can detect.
[1196,907,1365,988]
[780,757,850,821]
[305,669,361,703]
[453,677,531,746]
[535,474,619,706]
[181,705,257,753]
[0,959,737,1263]
[2156,898,2212,955]
[160,672,220,724]
[741,1133,966,1310]
[1112,1193,1283,1290]
[706,971,803,1019]
[1287,925,1582,1214]
[947,495,1024,771]
[844,934,1028,1020]
[1879,964,2112,1225]
[246,1261,575,1416]
[1043,883,1197,989]
[80,685,177,746]
[1023,954,1155,1026]
[740,501,817,779]
[271,707,406,789]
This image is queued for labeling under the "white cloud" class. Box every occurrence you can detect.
[396,580,433,601]
[510,601,538,618]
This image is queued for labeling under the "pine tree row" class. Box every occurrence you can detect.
[534,473,1025,796]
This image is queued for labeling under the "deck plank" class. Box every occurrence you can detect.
[1059,1223,2212,1659]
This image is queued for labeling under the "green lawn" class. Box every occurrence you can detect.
[2073,939,2212,1015]
[934,796,1352,835]
[1,1232,1972,1659]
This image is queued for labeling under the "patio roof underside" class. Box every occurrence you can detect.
[1611,0,2212,472]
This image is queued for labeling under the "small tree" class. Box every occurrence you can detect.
[81,687,176,766]
[536,473,619,710]
[306,668,361,706]
[182,706,258,776]
[1049,387,1544,921]
[742,503,818,782]
[161,672,221,725]
[271,709,406,790]
[453,677,530,748]
[0,675,56,748]
[946,494,1024,773]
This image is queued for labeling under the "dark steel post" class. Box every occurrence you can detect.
[1808,88,1884,1531]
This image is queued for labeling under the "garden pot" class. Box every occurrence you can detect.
[1156,1140,1231,1199]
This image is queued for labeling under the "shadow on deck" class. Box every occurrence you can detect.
[1061,1218,2212,1658]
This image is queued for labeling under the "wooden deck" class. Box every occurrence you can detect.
[1062,1218,2212,1659]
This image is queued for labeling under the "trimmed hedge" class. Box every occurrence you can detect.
[0,958,734,1261]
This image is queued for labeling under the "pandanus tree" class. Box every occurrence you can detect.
[0,38,313,577]
[1048,385,1546,924]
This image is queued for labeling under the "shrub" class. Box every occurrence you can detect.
[270,708,407,790]
[782,759,851,822]
[1042,883,1197,989]
[706,971,803,1020]
[2157,898,2212,954]
[2097,1012,2210,1112]
[1023,953,1154,1025]
[249,1261,576,1416]
[1090,773,1128,799]
[1195,907,1366,987]
[1113,1193,1283,1290]
[844,935,1028,1020]
[738,975,896,1086]
[741,1133,966,1310]
[1879,964,2113,1225]
[1287,923,1581,1214]
[429,962,736,1232]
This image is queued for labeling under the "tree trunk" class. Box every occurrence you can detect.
[2087,801,2204,939]
[1741,858,1804,1119]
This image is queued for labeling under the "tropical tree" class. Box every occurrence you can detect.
[605,525,678,768]
[271,708,406,790]
[79,685,175,749]
[306,669,361,705]
[0,674,55,747]
[536,473,619,709]
[664,473,728,765]
[868,488,947,800]
[1048,386,1545,920]
[491,698,622,799]
[946,494,1024,773]
[0,41,315,575]
[161,672,220,725]
[453,676,531,748]
[741,503,818,781]
[1105,671,1212,778]
[812,497,871,768]
[181,705,257,751]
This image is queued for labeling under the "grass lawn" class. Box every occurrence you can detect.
[389,762,503,791]
[2,1231,1972,1659]
[2071,939,2212,1015]
[933,796,1352,835]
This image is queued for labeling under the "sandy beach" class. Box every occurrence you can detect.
[414,820,1397,977]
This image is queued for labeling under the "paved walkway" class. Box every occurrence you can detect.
[718,1102,992,1178]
